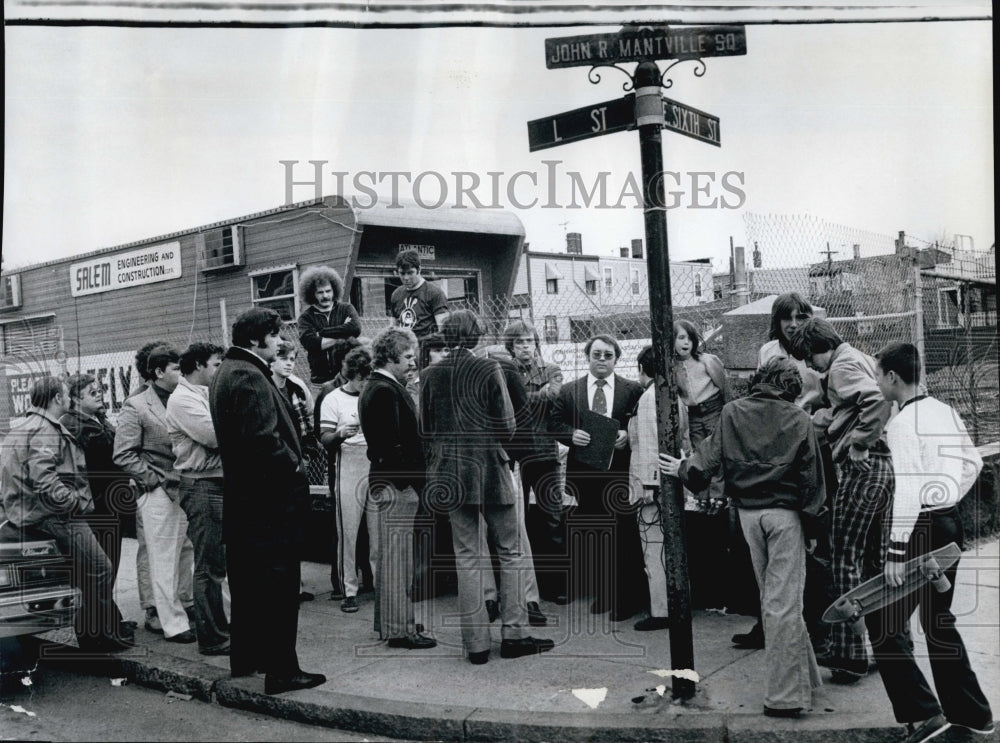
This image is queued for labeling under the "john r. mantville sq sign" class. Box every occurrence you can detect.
[546,25,747,69]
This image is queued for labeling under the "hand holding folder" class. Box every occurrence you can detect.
[574,409,620,471]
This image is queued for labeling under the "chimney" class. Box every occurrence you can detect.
[619,247,629,258]
[566,232,582,255]
[631,239,644,259]
[852,244,861,260]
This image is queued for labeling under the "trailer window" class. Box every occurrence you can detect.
[251,269,297,322]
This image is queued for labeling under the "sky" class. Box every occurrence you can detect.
[2,17,994,272]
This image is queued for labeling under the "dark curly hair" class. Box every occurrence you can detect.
[342,347,373,381]
[298,265,344,306]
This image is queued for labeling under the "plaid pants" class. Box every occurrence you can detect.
[829,453,894,666]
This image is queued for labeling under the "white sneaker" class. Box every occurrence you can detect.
[144,608,163,634]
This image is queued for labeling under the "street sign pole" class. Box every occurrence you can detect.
[529,25,742,702]
[635,61,695,700]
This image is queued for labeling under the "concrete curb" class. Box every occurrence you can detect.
[75,649,918,743]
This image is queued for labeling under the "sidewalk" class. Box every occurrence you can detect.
[46,538,1000,742]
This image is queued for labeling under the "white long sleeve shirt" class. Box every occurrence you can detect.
[884,395,982,561]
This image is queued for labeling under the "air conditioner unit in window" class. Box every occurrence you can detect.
[0,274,22,310]
[199,226,244,271]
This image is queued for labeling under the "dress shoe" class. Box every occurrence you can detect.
[469,650,490,665]
[610,605,640,622]
[230,666,262,678]
[199,643,231,656]
[485,599,500,623]
[102,637,136,653]
[386,633,437,650]
[299,591,315,602]
[527,602,547,627]
[264,671,326,695]
[731,621,764,649]
[590,600,609,615]
[165,629,197,644]
[829,668,865,685]
[500,637,555,659]
[764,706,802,719]
[118,622,136,643]
[83,635,134,653]
[634,616,671,631]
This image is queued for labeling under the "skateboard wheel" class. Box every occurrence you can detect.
[930,575,951,593]
[849,618,866,636]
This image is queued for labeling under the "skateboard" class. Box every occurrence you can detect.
[821,542,961,636]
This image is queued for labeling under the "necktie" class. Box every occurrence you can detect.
[592,379,607,415]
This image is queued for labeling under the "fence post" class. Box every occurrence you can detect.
[912,262,926,382]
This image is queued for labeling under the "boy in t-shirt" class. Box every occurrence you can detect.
[868,342,993,743]
[390,249,449,339]
[319,347,376,615]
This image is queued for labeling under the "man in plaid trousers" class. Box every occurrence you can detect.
[790,318,893,684]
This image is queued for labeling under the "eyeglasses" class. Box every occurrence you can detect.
[85,387,105,398]
[590,351,616,360]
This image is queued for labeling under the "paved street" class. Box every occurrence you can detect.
[0,665,406,742]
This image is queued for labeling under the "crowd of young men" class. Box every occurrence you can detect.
[0,258,993,740]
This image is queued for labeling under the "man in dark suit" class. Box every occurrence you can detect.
[549,334,645,620]
[422,311,554,665]
[208,308,325,695]
[359,327,436,651]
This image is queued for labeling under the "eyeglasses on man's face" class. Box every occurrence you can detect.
[589,351,616,361]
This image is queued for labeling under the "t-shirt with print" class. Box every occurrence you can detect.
[319,387,366,448]
[390,280,448,339]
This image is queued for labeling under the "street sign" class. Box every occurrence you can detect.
[527,94,635,152]
[661,96,721,147]
[545,25,746,69]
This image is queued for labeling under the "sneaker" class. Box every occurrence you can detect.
[144,608,163,635]
[950,719,996,736]
[904,715,950,743]
[341,596,359,613]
